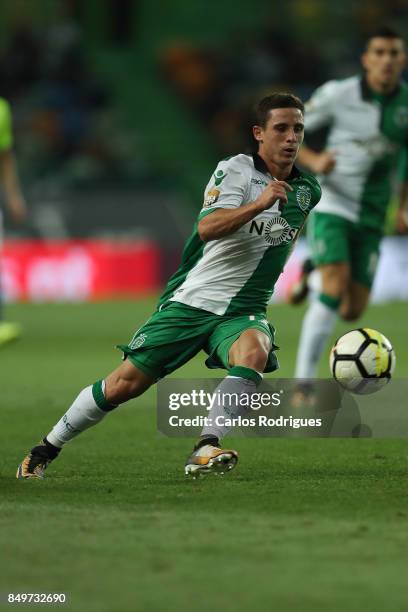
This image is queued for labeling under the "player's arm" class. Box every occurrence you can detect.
[198,180,292,242]
[298,80,338,175]
[0,149,27,223]
[297,145,336,175]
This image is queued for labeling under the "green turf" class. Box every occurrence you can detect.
[1,299,408,612]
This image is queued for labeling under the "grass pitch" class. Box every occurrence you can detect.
[1,299,408,612]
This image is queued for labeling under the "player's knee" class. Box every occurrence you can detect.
[321,266,350,298]
[229,329,271,372]
[233,344,269,372]
[325,279,348,299]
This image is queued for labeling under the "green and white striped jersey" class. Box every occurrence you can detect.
[305,76,408,229]
[159,153,321,316]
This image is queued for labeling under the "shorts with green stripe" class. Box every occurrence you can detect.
[308,212,382,288]
[117,301,278,380]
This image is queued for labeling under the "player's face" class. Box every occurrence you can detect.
[254,108,304,166]
[362,37,406,89]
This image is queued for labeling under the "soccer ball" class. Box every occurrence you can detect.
[329,328,396,394]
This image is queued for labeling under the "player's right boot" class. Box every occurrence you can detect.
[288,258,315,305]
[16,438,61,480]
[185,442,238,478]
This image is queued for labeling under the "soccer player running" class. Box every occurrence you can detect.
[0,97,27,345]
[291,27,408,399]
[17,93,321,480]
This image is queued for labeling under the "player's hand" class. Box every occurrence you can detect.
[311,151,336,174]
[395,208,408,234]
[255,180,293,211]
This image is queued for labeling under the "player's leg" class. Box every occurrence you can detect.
[294,262,349,380]
[339,281,370,321]
[294,213,351,386]
[0,255,21,346]
[46,360,154,448]
[339,226,380,322]
[294,221,379,403]
[288,257,315,305]
[17,361,154,479]
[186,320,274,477]
[200,328,270,440]
[228,328,271,370]
[17,302,217,479]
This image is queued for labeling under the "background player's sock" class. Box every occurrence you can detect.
[295,293,340,378]
[46,380,116,447]
[200,366,262,441]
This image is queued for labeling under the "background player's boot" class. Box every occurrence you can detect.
[16,438,61,479]
[185,441,238,478]
[288,259,315,305]
[291,382,317,408]
[0,322,22,346]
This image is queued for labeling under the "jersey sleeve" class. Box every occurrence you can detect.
[304,80,339,132]
[198,157,250,219]
[0,99,13,151]
[311,178,322,207]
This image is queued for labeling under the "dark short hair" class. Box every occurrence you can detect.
[255,93,304,127]
[366,26,404,47]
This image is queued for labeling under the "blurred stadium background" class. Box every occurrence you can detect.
[1,0,408,304]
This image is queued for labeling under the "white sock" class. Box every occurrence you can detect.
[295,297,338,378]
[201,375,257,441]
[46,385,108,447]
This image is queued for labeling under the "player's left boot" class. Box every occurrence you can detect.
[288,259,315,305]
[16,438,61,479]
[0,322,22,347]
[185,442,238,478]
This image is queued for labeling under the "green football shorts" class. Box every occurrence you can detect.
[308,212,382,288]
[117,301,279,380]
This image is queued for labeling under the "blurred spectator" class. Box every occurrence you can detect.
[107,0,135,45]
[0,21,42,99]
[162,43,222,120]
[161,24,331,156]
[0,7,126,187]
[160,5,406,157]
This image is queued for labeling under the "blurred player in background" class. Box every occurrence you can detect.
[0,96,27,345]
[291,26,408,399]
[17,93,321,480]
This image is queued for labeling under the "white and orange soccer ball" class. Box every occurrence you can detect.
[330,328,396,394]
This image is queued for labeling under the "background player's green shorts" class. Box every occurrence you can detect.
[117,301,278,380]
[308,212,382,288]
